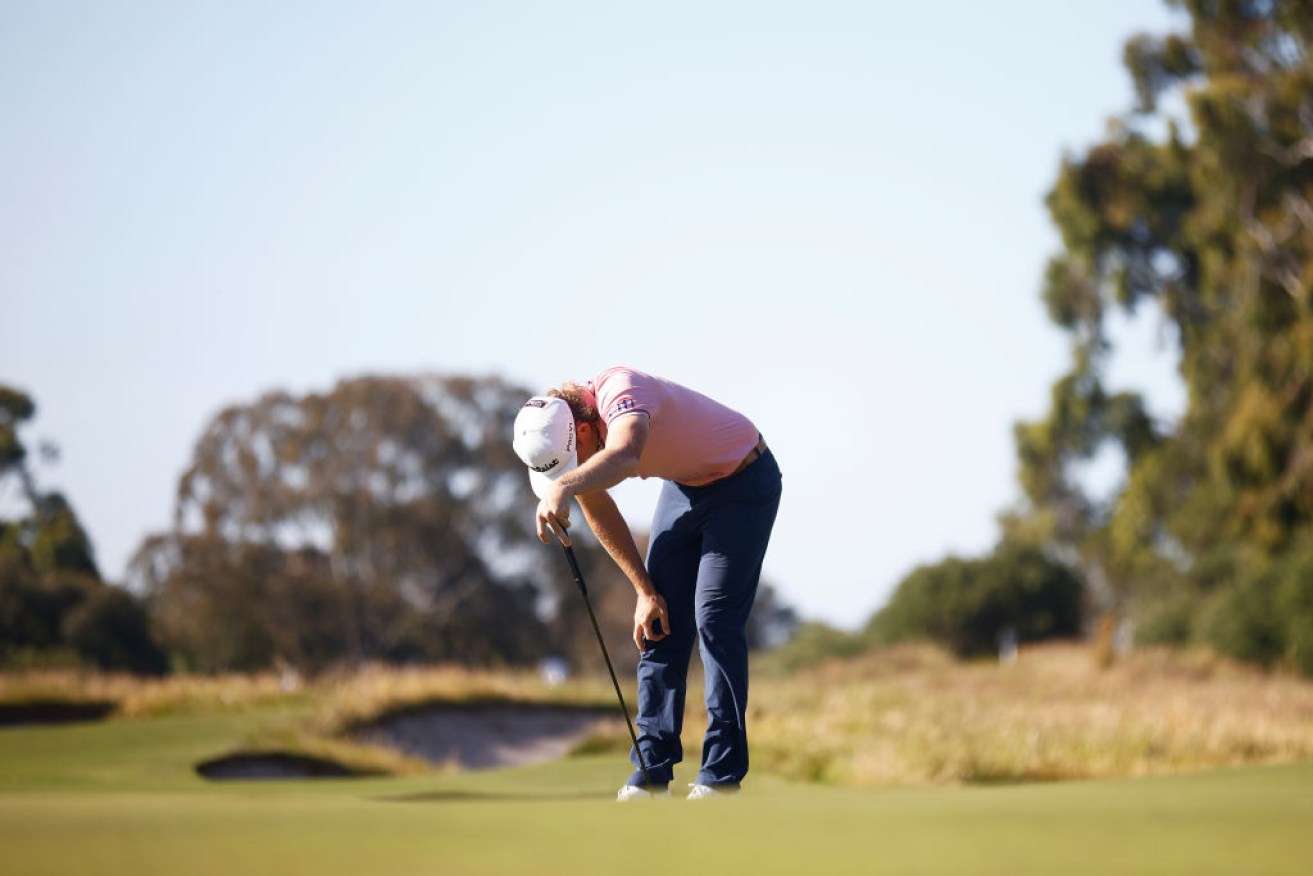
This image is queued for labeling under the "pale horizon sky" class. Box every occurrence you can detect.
[2,1,1187,629]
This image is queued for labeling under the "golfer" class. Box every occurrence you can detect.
[512,366,782,800]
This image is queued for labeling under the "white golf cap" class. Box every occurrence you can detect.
[512,396,577,499]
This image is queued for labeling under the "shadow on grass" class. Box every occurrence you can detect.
[197,752,384,780]
[373,788,610,804]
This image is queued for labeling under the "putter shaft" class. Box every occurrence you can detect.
[562,544,654,787]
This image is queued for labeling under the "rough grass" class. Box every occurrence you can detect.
[305,663,623,730]
[746,642,1313,786]
[5,643,1313,787]
[0,669,305,718]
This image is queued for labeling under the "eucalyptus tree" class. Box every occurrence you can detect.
[1012,0,1313,670]
[136,374,558,671]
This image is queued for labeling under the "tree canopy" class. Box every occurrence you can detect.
[1009,0,1313,672]
[132,373,559,672]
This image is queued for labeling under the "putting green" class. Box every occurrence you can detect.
[1,712,1309,875]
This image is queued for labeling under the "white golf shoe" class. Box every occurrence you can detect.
[616,784,670,801]
[686,783,719,800]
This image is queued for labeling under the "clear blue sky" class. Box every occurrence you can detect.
[1,1,1186,629]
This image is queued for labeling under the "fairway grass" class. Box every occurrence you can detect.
[1,712,1311,875]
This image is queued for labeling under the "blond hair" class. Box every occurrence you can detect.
[547,381,598,424]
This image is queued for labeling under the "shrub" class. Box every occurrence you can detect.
[1188,534,1313,675]
[764,622,866,672]
[61,584,168,676]
[866,543,1083,658]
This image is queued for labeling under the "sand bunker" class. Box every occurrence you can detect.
[197,702,621,780]
[0,701,116,726]
[354,703,619,770]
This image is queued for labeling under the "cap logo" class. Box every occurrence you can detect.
[523,399,547,408]
[529,458,559,473]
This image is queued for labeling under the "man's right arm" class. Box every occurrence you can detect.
[575,489,670,650]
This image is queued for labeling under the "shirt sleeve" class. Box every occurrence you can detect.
[594,368,654,425]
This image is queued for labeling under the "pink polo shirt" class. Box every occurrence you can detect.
[589,367,760,487]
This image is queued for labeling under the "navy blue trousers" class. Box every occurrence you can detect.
[627,447,782,788]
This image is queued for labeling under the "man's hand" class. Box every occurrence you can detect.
[633,591,670,652]
[536,482,573,546]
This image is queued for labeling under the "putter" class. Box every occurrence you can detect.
[560,543,654,787]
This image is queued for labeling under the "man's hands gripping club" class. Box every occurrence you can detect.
[535,481,575,548]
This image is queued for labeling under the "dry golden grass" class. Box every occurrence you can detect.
[0,669,299,718]
[0,663,616,721]
[6,644,1313,787]
[745,642,1313,786]
[305,663,619,731]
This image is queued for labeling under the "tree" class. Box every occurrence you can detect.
[0,386,36,478]
[1,386,99,579]
[0,383,164,673]
[133,373,560,672]
[1011,0,1313,670]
